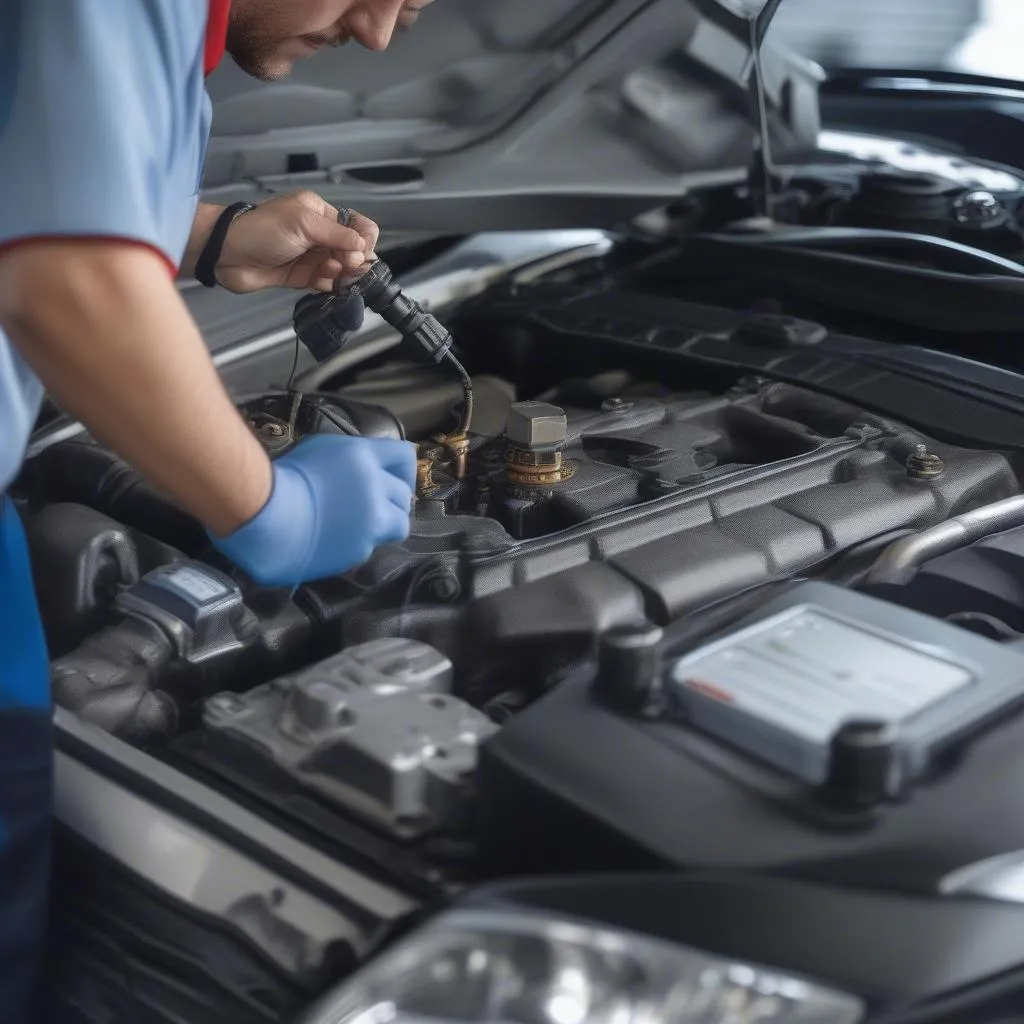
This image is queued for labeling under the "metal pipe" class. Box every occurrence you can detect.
[864,494,1024,586]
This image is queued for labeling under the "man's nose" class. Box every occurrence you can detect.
[346,0,405,51]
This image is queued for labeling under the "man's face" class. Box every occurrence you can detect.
[227,0,434,81]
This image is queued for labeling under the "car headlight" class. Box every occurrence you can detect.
[298,909,864,1024]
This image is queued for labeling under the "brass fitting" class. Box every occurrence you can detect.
[416,457,439,497]
[434,432,471,480]
[505,446,574,486]
[415,443,443,498]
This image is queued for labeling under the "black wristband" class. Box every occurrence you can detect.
[195,202,256,288]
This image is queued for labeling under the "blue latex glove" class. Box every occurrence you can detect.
[209,434,416,587]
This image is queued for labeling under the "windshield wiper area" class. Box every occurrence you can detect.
[684,227,1024,333]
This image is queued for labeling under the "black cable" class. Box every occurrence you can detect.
[285,332,301,392]
[447,352,474,436]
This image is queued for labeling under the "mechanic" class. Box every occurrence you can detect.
[0,1,430,1018]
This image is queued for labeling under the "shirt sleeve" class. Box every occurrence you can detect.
[0,0,210,272]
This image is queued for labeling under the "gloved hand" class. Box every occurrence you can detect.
[208,434,416,588]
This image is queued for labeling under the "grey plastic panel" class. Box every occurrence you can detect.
[201,0,821,232]
[203,640,498,837]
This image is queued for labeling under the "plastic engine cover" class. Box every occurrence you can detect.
[202,639,498,838]
[477,584,1024,892]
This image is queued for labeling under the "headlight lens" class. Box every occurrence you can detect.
[299,909,864,1024]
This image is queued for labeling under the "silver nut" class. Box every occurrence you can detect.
[505,402,568,448]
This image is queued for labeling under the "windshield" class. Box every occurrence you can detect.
[767,0,1024,82]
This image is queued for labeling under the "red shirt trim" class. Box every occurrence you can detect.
[204,0,232,77]
[0,236,179,279]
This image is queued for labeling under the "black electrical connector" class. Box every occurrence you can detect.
[292,287,366,365]
[351,260,454,363]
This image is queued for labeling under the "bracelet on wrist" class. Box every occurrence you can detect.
[195,202,257,288]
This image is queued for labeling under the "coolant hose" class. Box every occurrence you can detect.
[865,494,1024,586]
[51,617,178,742]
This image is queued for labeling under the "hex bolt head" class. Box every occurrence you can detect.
[505,402,568,448]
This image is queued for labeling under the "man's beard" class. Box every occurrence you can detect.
[229,49,287,82]
[227,15,349,81]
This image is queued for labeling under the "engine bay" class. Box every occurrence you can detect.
[19,160,1024,914]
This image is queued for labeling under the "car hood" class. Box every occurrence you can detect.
[203,0,823,234]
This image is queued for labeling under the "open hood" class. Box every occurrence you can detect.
[203,0,823,234]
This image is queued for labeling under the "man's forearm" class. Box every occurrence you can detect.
[179,202,226,280]
[0,240,271,535]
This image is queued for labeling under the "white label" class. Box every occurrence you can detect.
[672,607,973,746]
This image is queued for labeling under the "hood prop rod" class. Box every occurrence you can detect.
[745,0,785,221]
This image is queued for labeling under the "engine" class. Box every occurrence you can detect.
[33,140,1024,1024]
[15,247,1024,899]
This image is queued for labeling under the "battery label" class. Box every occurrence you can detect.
[671,607,974,747]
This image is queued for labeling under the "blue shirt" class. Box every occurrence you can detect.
[0,0,217,495]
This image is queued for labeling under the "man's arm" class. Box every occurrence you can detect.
[0,240,270,536]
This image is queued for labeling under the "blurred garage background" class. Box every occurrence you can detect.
[767,0,1023,81]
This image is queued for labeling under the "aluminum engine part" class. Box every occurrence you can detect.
[202,639,497,838]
